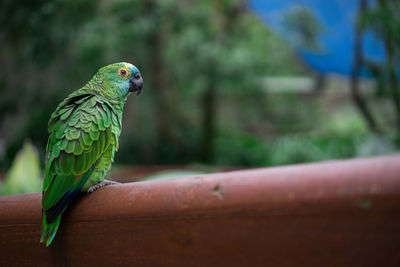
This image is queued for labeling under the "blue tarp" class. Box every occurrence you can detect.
[250,0,385,76]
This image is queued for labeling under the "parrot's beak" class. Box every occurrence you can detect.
[129,73,143,95]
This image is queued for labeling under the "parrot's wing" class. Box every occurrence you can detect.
[42,92,118,211]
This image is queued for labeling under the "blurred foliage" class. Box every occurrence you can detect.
[0,0,398,178]
[361,1,400,48]
[140,170,206,181]
[1,141,42,195]
[0,0,302,170]
[283,4,325,51]
[360,0,400,143]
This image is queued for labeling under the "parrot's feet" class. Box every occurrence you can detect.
[87,180,119,195]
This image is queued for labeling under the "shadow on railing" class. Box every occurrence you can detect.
[1,155,400,266]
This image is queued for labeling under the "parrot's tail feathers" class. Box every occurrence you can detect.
[40,212,62,247]
[40,187,83,247]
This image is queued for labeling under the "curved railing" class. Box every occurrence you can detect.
[1,155,400,266]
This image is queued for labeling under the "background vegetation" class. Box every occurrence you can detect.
[0,0,398,192]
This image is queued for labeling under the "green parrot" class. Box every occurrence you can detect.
[40,62,143,247]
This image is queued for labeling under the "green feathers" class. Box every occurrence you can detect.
[46,96,116,180]
[40,212,62,247]
[40,62,142,246]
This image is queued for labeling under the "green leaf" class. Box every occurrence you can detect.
[1,141,42,195]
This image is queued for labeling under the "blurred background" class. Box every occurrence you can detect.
[0,0,399,194]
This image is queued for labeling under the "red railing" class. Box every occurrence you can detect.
[1,155,400,266]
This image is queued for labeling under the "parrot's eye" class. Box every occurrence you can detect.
[119,68,129,78]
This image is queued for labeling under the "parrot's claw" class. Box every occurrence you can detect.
[87,180,119,195]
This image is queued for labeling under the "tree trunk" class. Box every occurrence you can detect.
[384,35,400,135]
[378,0,400,139]
[200,82,216,163]
[350,0,381,133]
[144,0,187,161]
[199,0,246,163]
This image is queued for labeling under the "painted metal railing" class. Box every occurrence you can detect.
[1,155,400,266]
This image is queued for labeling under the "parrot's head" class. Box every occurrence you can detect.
[95,62,143,101]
